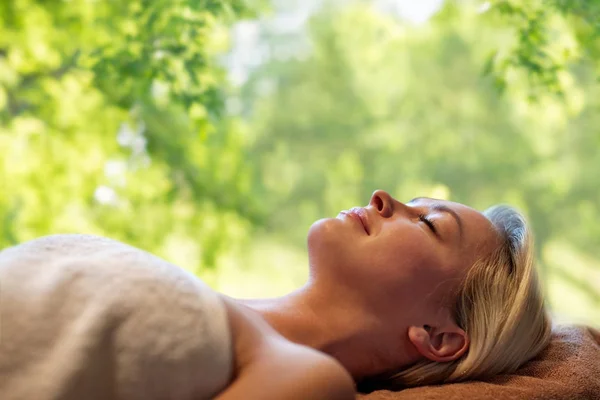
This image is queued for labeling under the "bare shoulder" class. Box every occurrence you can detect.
[218,296,356,400]
[268,339,357,400]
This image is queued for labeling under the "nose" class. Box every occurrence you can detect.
[369,189,395,218]
[369,189,415,219]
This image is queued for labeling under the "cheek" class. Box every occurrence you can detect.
[363,233,447,297]
[370,230,435,274]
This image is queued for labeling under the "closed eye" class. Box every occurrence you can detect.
[419,214,438,234]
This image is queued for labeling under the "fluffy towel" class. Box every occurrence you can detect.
[0,234,233,400]
[359,325,600,400]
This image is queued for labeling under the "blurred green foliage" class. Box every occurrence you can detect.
[486,0,600,98]
[0,0,264,267]
[1,0,598,323]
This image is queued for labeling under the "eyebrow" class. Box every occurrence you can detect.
[409,197,464,240]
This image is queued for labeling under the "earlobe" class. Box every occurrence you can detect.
[408,325,469,363]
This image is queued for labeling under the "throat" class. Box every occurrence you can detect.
[236,292,398,380]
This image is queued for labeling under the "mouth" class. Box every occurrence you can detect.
[341,207,370,235]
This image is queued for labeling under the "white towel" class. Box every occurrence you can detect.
[0,234,233,400]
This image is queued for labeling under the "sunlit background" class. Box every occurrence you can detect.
[1,0,599,325]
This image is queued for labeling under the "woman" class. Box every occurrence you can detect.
[0,190,551,399]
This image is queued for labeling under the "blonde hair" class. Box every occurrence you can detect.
[368,205,552,388]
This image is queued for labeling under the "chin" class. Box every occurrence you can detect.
[307,218,349,267]
[307,217,340,241]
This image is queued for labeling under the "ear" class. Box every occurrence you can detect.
[407,323,469,363]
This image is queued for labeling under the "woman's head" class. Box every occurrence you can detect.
[306,190,550,384]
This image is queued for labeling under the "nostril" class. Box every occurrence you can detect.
[370,189,394,217]
[374,195,384,212]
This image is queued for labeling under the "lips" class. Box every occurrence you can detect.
[343,207,370,235]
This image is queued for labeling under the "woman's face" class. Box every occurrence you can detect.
[307,190,500,319]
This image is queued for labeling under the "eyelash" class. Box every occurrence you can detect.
[419,214,437,234]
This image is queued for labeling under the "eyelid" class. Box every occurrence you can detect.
[418,214,438,234]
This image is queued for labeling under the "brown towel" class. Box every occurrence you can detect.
[359,325,600,400]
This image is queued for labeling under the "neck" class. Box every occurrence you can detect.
[235,282,413,379]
